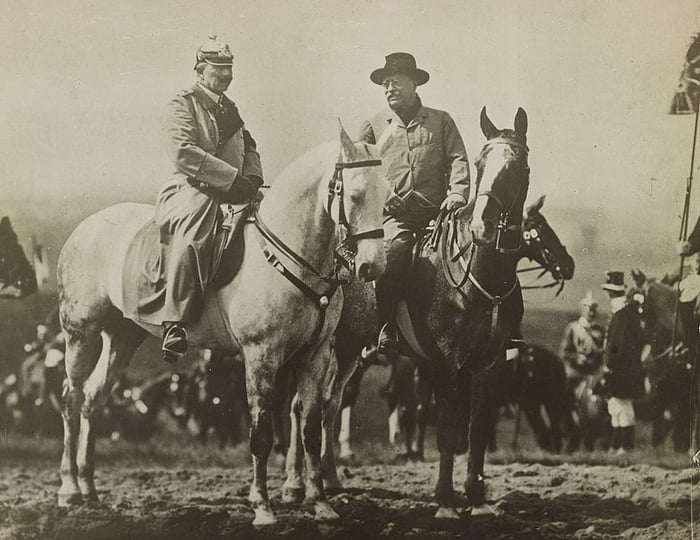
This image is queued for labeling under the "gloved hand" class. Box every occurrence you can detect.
[441,193,466,211]
[226,173,260,203]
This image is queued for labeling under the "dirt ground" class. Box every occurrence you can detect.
[0,448,694,540]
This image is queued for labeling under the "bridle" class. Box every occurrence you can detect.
[252,155,383,346]
[435,136,529,334]
[474,137,530,255]
[518,217,566,296]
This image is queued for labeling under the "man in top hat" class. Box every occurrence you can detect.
[601,271,646,454]
[358,52,470,355]
[154,35,264,362]
[560,291,605,395]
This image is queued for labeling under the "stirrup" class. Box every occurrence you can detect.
[377,323,398,356]
[162,324,188,362]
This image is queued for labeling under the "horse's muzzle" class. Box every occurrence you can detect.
[470,219,495,246]
[355,239,386,282]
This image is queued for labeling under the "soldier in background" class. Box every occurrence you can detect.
[560,291,605,393]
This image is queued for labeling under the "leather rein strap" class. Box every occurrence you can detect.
[253,157,382,348]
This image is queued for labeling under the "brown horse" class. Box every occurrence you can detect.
[0,216,36,299]
[55,125,389,525]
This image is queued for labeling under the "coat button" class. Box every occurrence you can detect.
[199,182,207,189]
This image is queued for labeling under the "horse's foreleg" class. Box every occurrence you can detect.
[321,356,358,491]
[245,355,276,526]
[434,376,462,520]
[465,372,503,516]
[296,341,339,521]
[282,393,304,503]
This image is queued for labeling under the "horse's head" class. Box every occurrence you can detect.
[335,121,389,281]
[469,108,530,250]
[522,195,575,281]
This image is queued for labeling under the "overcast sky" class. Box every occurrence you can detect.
[2,0,700,231]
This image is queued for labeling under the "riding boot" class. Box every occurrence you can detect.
[622,426,635,451]
[162,322,188,363]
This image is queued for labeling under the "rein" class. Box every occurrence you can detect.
[253,157,383,348]
[436,207,519,335]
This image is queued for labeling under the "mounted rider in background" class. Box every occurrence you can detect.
[153,36,264,361]
[358,52,470,355]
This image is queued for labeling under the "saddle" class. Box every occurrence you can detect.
[121,204,249,321]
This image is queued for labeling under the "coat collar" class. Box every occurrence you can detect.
[384,100,429,128]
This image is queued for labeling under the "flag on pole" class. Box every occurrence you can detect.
[670,34,700,114]
[32,241,50,291]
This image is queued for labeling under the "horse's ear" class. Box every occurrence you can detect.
[338,118,358,161]
[630,268,646,289]
[526,194,546,216]
[480,107,499,139]
[514,107,528,137]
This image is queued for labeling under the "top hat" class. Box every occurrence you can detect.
[194,35,234,69]
[601,270,627,292]
[370,52,430,86]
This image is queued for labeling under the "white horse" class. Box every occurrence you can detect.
[56,124,389,525]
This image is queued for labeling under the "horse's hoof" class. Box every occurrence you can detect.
[82,492,100,506]
[282,485,304,504]
[57,492,83,507]
[313,501,340,521]
[471,503,503,516]
[252,506,277,526]
[435,506,460,520]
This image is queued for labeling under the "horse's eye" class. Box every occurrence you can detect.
[529,229,539,239]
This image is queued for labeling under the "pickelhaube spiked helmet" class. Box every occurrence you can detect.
[194,35,234,69]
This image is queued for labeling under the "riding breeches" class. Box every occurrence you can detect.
[375,215,431,330]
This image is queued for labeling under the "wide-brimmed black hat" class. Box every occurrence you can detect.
[601,270,627,292]
[370,52,430,86]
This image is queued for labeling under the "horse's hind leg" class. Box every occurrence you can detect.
[59,320,102,507]
[296,339,340,521]
[77,320,146,503]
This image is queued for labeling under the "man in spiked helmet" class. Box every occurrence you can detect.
[154,35,264,361]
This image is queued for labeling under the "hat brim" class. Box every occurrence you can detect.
[370,67,429,86]
[601,284,627,292]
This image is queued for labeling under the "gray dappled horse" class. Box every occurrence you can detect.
[284,108,531,518]
[56,125,388,526]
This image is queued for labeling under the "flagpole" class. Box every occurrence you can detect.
[671,102,700,351]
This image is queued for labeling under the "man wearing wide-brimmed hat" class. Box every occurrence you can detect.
[153,35,264,361]
[601,271,645,454]
[359,52,470,356]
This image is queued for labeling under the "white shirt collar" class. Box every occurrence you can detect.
[610,296,626,314]
[197,82,223,104]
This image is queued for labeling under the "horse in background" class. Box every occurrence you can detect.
[56,126,388,526]
[0,216,36,299]
[631,269,692,453]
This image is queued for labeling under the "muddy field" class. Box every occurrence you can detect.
[0,426,695,540]
[0,310,696,539]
